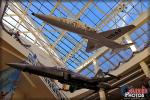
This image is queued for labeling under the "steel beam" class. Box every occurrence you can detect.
[93,58,99,74]
[9,3,63,67]
[140,61,150,78]
[96,1,132,30]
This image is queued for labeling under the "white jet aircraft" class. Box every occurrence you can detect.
[32,13,135,52]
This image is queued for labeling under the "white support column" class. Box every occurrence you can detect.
[93,58,99,74]
[140,61,150,78]
[93,59,106,100]
[99,88,106,100]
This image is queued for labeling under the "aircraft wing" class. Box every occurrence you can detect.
[86,36,133,52]
[99,36,134,49]
[99,25,135,40]
[86,25,135,52]
[86,40,103,52]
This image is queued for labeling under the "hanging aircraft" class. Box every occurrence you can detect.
[32,13,135,52]
[7,63,120,93]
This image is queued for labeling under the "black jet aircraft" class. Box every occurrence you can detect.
[7,63,120,93]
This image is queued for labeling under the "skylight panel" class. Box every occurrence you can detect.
[62,38,75,49]
[55,45,67,57]
[123,14,134,24]
[71,54,85,64]
[104,51,113,59]
[141,23,149,32]
[124,49,133,59]
[80,47,93,57]
[72,1,84,10]
[6,9,15,15]
[3,19,15,29]
[68,2,81,15]
[80,14,95,27]
[133,1,148,14]
[109,56,120,66]
[104,0,118,8]
[3,16,19,27]
[98,57,106,65]
[130,32,138,41]
[135,38,145,50]
[57,41,71,55]
[32,1,42,8]
[43,33,56,44]
[88,64,94,71]
[19,0,30,10]
[96,1,111,13]
[107,21,115,28]
[66,62,76,70]
[89,3,104,19]
[39,6,50,14]
[53,9,66,18]
[118,50,131,61]
[25,33,36,43]
[80,68,90,76]
[140,34,149,43]
[87,72,95,78]
[62,2,74,10]
[64,34,79,45]
[114,54,123,62]
[77,50,89,60]
[101,61,113,72]
[101,25,110,31]
[117,19,127,27]
[43,1,55,12]
[84,8,99,24]
[128,8,139,20]
[29,4,40,13]
[67,32,82,42]
[69,54,84,65]
[67,59,79,69]
[32,16,44,27]
[142,0,150,9]
[58,41,72,53]
[136,28,145,37]
[18,24,28,32]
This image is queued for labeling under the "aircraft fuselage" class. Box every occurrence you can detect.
[7,63,112,91]
[32,13,99,41]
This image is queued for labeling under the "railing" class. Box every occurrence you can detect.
[41,77,69,100]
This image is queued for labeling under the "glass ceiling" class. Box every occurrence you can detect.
[2,0,150,78]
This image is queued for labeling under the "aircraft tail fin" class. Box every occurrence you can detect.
[111,42,135,54]
[94,69,104,79]
[124,42,134,48]
[93,69,120,81]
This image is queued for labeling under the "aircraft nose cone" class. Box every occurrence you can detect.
[31,13,35,16]
[7,63,26,70]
